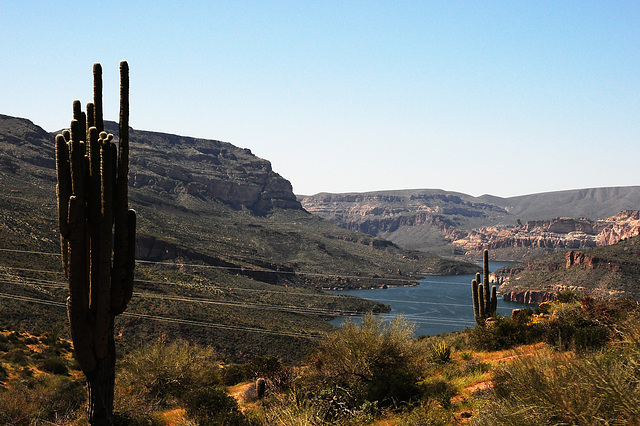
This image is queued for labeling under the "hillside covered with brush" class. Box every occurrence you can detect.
[0,114,478,362]
[496,235,640,302]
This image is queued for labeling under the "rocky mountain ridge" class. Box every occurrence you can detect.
[450,210,640,257]
[0,114,477,285]
[301,188,640,259]
[103,120,302,216]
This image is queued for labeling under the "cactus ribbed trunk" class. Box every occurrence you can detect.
[87,333,116,426]
[56,61,135,425]
[472,249,497,325]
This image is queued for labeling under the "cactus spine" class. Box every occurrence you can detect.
[55,61,135,425]
[472,249,497,325]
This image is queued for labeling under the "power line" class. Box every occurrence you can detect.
[0,247,423,284]
[0,277,362,317]
[123,312,322,339]
[0,248,61,256]
[0,274,512,318]
[0,291,321,340]
[0,290,479,334]
[0,269,519,317]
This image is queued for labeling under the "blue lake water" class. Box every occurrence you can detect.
[329,261,529,336]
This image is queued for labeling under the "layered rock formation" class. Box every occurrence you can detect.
[300,190,510,253]
[452,211,640,257]
[301,188,640,259]
[103,122,302,216]
[0,115,302,217]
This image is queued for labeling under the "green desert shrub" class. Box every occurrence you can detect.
[3,347,28,365]
[39,355,69,375]
[300,314,422,421]
[469,315,544,351]
[252,393,326,426]
[245,355,282,380]
[185,386,256,425]
[222,363,248,386]
[427,340,452,364]
[478,332,640,425]
[544,302,611,351]
[0,375,84,424]
[403,401,453,426]
[419,379,456,409]
[115,339,221,408]
[0,363,7,381]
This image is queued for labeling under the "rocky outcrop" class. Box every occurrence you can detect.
[596,210,640,246]
[116,123,302,216]
[0,115,303,217]
[452,213,640,258]
[565,250,620,272]
[502,290,556,304]
[451,217,600,254]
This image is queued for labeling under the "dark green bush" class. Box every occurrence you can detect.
[39,356,69,375]
[3,348,28,365]
[469,316,544,351]
[480,337,640,425]
[116,340,221,408]
[245,355,281,380]
[222,364,247,386]
[420,379,456,408]
[544,303,611,351]
[0,375,84,424]
[300,314,422,420]
[185,386,252,426]
[23,337,38,345]
[556,290,581,303]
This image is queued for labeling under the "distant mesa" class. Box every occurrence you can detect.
[300,189,640,260]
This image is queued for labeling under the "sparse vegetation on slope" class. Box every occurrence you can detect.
[497,234,640,301]
[0,295,639,424]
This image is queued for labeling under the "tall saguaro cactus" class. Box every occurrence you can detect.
[472,249,497,325]
[56,61,135,425]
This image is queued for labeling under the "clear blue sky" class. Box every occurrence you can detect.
[1,1,638,197]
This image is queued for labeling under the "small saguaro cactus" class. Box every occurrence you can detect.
[256,377,267,399]
[55,61,135,425]
[472,249,497,325]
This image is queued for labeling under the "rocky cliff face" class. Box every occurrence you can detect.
[451,211,640,258]
[301,188,640,259]
[0,115,302,217]
[596,210,640,245]
[494,234,640,302]
[102,122,302,216]
[300,190,509,253]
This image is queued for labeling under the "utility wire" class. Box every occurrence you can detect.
[0,277,362,317]
[0,291,322,339]
[0,290,479,330]
[0,268,520,315]
[0,247,426,284]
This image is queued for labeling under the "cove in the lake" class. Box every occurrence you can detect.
[330,261,529,336]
